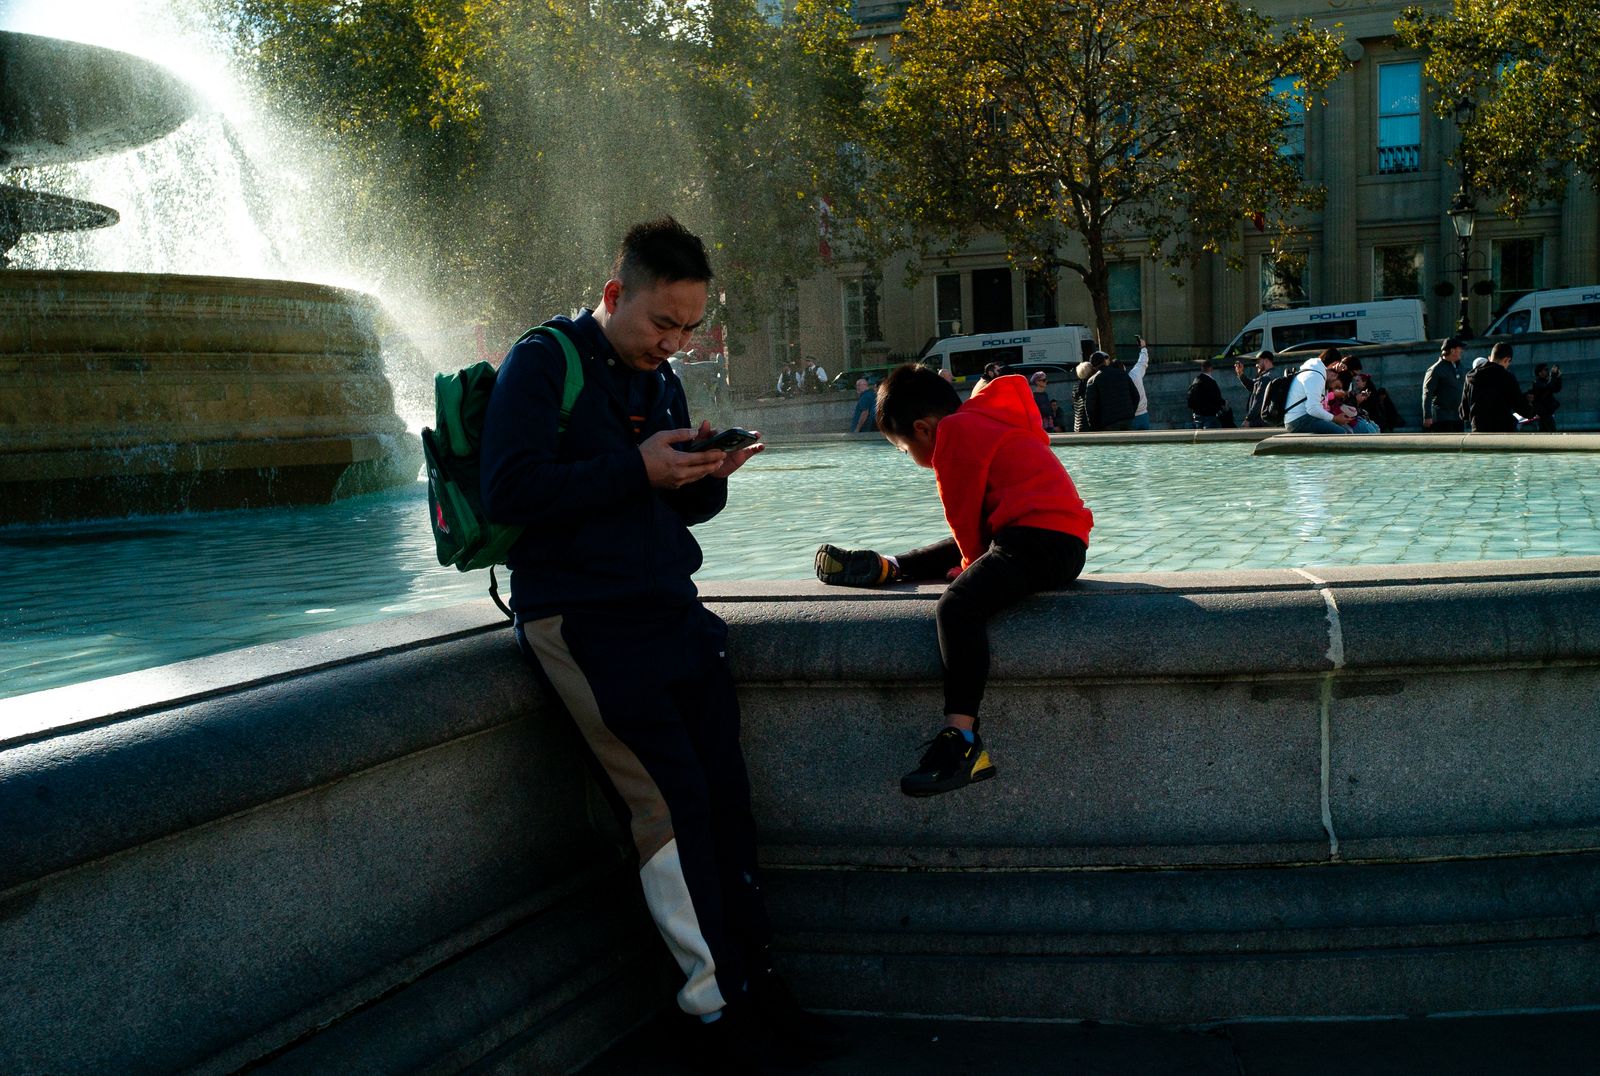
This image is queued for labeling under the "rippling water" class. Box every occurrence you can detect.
[4,441,1598,699]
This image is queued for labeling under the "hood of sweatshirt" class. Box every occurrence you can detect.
[962,374,1049,443]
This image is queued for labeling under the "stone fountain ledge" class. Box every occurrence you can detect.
[4,561,1600,1073]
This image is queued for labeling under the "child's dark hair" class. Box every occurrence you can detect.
[876,363,962,438]
[614,216,713,289]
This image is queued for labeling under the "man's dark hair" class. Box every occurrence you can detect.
[1318,346,1343,366]
[1199,358,1213,371]
[877,363,961,438]
[1256,350,1275,363]
[614,216,713,290]
[1490,341,1513,361]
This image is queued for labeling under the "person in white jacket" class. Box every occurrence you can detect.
[1283,349,1353,434]
[1128,336,1152,429]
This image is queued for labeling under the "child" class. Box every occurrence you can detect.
[814,364,1094,796]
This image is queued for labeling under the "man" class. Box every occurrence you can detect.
[1235,350,1278,427]
[1187,359,1227,429]
[480,217,843,1067]
[802,356,828,392]
[1282,347,1352,434]
[1422,337,1466,432]
[980,361,1003,382]
[1463,341,1523,432]
[1128,336,1152,429]
[851,376,877,432]
[1028,370,1057,430]
[1084,350,1138,431]
[1528,363,1563,431]
[775,360,799,397]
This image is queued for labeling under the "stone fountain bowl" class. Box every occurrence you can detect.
[0,31,201,167]
[0,270,422,523]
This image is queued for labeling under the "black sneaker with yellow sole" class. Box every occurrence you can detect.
[900,727,996,796]
[814,544,897,587]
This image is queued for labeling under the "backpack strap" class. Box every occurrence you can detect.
[514,324,585,433]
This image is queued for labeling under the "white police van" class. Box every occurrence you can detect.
[1487,285,1600,335]
[921,325,1099,383]
[1218,299,1427,360]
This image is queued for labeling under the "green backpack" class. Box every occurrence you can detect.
[421,324,584,618]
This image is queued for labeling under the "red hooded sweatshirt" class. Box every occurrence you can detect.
[932,374,1094,570]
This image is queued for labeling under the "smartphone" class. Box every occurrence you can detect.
[685,427,759,453]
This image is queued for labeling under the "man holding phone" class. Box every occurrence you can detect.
[481,218,841,1068]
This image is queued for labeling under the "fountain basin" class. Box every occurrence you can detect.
[0,269,420,522]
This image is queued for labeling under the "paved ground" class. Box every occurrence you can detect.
[583,1009,1600,1075]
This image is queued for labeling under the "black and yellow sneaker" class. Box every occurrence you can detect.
[814,544,897,587]
[900,727,996,797]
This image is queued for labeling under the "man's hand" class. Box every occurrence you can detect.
[1423,417,1434,428]
[640,428,727,489]
[693,420,765,479]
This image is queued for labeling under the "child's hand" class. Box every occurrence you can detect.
[945,565,962,582]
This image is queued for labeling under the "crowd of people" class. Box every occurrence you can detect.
[833,335,1571,436]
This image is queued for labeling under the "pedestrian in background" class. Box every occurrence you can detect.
[1422,337,1466,432]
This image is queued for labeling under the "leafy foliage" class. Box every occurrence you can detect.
[1397,0,1600,219]
[205,0,864,334]
[853,0,1345,352]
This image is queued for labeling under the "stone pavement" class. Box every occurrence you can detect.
[583,1009,1600,1075]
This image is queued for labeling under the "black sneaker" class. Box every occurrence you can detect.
[900,727,996,797]
[750,972,852,1062]
[814,544,895,587]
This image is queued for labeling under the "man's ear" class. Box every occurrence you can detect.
[601,278,624,314]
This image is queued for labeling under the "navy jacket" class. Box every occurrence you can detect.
[479,309,726,618]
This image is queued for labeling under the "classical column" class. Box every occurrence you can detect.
[1560,174,1599,286]
[1320,49,1360,303]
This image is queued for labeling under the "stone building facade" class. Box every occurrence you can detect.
[737,0,1600,390]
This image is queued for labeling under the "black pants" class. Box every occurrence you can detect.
[896,526,1087,725]
[1431,419,1465,432]
[515,602,769,1015]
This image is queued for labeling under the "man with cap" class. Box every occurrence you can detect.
[1422,337,1466,432]
[1234,350,1280,427]
[1084,350,1139,431]
[1028,370,1057,431]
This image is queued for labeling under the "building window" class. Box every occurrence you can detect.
[843,278,865,364]
[1108,261,1142,350]
[1025,269,1057,329]
[1374,244,1423,299]
[1493,237,1544,315]
[1272,76,1306,173]
[935,272,962,338]
[769,279,800,370]
[1377,61,1421,174]
[1260,250,1310,309]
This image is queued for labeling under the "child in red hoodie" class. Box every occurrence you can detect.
[815,363,1093,796]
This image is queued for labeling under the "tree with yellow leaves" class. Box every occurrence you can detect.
[856,0,1345,353]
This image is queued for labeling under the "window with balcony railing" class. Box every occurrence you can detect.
[1378,62,1421,175]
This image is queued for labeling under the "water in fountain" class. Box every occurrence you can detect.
[0,0,448,523]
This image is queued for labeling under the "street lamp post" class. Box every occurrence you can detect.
[1447,184,1476,338]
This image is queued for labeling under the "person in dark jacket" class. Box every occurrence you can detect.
[1187,359,1226,428]
[1528,363,1563,431]
[480,217,843,1068]
[1422,337,1466,432]
[1462,341,1523,432]
[1084,350,1138,430]
[1234,350,1279,427]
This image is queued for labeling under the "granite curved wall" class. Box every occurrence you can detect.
[3,561,1599,1072]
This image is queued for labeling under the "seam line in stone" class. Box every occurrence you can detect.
[1294,568,1343,861]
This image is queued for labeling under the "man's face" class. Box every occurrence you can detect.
[1445,346,1462,364]
[600,277,708,372]
[856,378,870,392]
[1257,358,1273,373]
